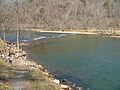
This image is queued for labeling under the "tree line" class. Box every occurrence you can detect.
[0,0,120,30]
[0,0,120,48]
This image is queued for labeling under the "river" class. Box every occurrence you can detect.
[1,31,120,90]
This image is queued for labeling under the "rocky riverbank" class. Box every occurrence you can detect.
[0,41,41,69]
[0,39,72,90]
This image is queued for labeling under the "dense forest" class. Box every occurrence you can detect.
[0,0,120,31]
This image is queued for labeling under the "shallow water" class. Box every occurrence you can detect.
[1,31,120,90]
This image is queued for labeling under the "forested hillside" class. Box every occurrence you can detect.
[0,0,120,31]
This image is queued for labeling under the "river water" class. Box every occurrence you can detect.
[1,31,120,90]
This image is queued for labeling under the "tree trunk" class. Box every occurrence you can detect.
[1,0,6,42]
[16,0,20,50]
[2,23,6,41]
[16,3,20,50]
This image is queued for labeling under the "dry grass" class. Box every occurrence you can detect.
[0,59,13,90]
[0,83,11,90]
[24,69,61,90]
[0,40,6,51]
[0,59,15,79]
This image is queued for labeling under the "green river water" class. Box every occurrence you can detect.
[26,34,120,90]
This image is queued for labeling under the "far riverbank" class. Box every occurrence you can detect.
[23,28,120,38]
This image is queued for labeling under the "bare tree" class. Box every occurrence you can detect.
[12,0,20,49]
[0,0,119,35]
[0,0,6,41]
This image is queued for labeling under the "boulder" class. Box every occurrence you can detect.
[53,79,60,84]
[61,84,71,90]
[61,79,68,85]
[36,65,43,69]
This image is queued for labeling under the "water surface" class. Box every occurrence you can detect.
[1,31,120,90]
[27,35,120,90]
